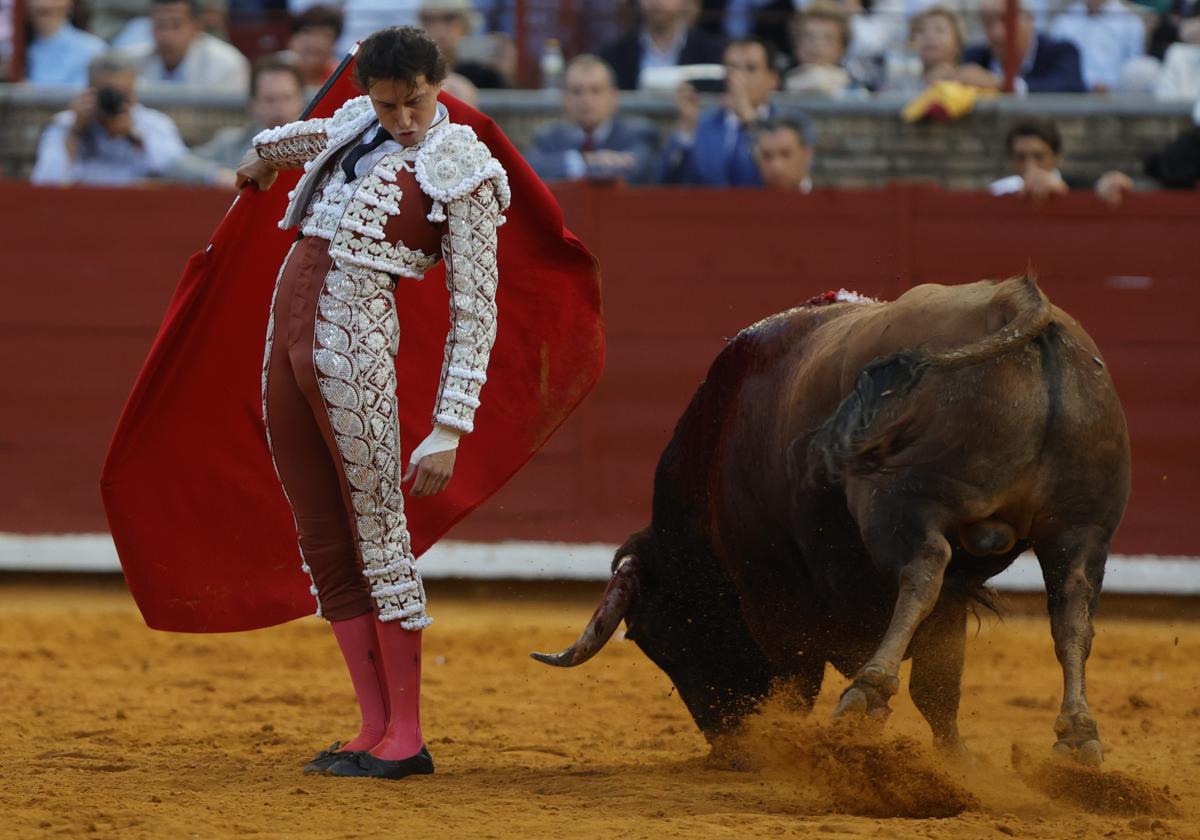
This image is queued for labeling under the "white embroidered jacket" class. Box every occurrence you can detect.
[253,97,511,434]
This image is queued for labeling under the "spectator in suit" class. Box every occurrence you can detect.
[167,55,306,187]
[31,51,186,185]
[600,0,727,90]
[25,0,107,87]
[288,4,342,88]
[525,55,660,185]
[660,36,799,186]
[961,0,1086,92]
[123,0,250,91]
[753,115,815,191]
[1049,0,1146,91]
[419,0,508,88]
[783,2,856,95]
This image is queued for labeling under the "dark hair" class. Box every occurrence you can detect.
[250,54,305,98]
[756,115,814,148]
[292,4,344,39]
[151,0,200,16]
[354,26,447,91]
[1005,119,1062,156]
[725,36,778,75]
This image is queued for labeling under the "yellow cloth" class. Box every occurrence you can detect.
[901,81,998,123]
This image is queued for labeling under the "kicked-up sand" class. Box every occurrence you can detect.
[0,578,1197,839]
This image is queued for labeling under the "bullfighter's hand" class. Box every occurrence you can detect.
[406,449,456,498]
[1094,170,1133,208]
[236,148,278,191]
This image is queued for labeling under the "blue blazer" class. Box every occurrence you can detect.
[524,116,660,185]
[963,35,1086,93]
[658,107,769,187]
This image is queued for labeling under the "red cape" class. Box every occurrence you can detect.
[100,73,605,633]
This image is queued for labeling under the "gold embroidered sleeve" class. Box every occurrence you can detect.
[432,181,502,434]
[252,118,330,169]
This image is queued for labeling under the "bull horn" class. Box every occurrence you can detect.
[530,555,639,667]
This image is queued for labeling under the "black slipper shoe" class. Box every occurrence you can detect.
[327,745,435,779]
[303,741,358,774]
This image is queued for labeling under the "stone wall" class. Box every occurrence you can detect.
[1,84,1193,188]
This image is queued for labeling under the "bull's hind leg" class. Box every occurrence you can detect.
[908,588,968,754]
[1034,526,1109,766]
[834,517,953,722]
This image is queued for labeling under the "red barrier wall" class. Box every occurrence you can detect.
[2,182,1196,555]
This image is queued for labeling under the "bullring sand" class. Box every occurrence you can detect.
[1,580,1196,839]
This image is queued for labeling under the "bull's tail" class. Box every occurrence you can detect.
[809,275,1052,482]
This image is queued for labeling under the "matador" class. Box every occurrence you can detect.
[102,25,603,784]
[241,27,505,780]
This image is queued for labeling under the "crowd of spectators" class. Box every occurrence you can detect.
[3,0,1198,194]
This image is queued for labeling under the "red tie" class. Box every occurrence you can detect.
[580,132,596,153]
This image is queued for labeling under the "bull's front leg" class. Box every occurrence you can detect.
[834,522,952,722]
[1034,527,1108,766]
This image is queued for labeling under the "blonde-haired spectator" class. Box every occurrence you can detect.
[784,2,856,95]
[883,5,966,92]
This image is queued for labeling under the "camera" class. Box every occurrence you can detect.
[96,87,127,118]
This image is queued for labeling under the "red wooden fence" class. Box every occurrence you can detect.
[1,182,1196,555]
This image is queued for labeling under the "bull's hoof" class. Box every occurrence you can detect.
[832,665,898,722]
[1051,711,1104,766]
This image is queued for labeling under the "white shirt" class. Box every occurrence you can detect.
[989,169,1065,195]
[1156,42,1200,102]
[344,102,450,181]
[31,104,186,186]
[124,32,250,91]
[637,27,688,88]
[1050,0,1145,90]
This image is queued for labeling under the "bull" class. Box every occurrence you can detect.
[533,277,1130,765]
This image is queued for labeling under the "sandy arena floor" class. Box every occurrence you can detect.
[1,579,1198,839]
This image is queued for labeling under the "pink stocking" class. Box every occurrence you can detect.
[370,621,425,760]
[330,613,389,752]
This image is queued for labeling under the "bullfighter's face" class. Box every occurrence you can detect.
[367,75,444,147]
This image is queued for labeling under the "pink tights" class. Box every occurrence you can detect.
[330,613,424,759]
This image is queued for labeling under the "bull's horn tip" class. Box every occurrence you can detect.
[529,651,565,666]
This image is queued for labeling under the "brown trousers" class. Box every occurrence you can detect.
[263,237,373,621]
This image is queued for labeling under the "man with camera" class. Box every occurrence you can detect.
[31,52,186,186]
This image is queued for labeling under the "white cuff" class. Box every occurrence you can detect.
[408,425,461,467]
